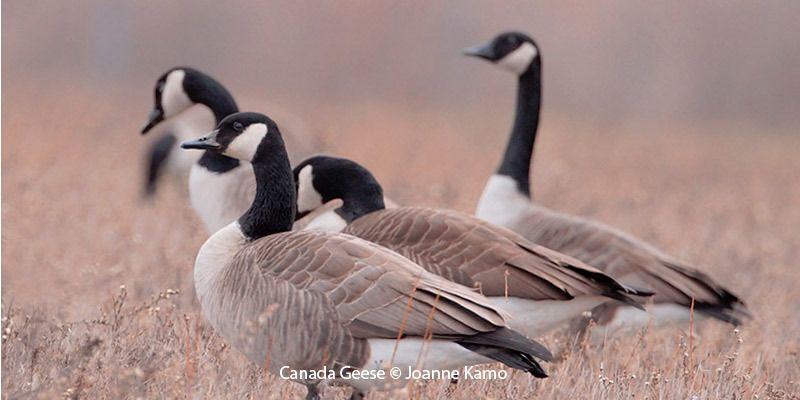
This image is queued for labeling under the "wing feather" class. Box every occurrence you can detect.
[205,229,512,376]
[344,207,641,304]
[509,205,749,324]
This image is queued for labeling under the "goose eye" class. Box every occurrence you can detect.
[233,122,244,132]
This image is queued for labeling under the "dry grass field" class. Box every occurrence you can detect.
[2,81,799,399]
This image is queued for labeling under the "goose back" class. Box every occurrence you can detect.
[505,204,749,324]
[342,207,642,305]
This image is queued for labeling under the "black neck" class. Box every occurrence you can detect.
[496,61,541,197]
[192,78,242,173]
[238,144,296,240]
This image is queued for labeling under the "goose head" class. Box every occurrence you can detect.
[183,112,296,238]
[181,112,280,164]
[463,32,540,76]
[142,67,237,134]
[292,156,385,222]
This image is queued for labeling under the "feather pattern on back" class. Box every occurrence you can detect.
[342,207,644,306]
[503,204,749,324]
[196,228,527,380]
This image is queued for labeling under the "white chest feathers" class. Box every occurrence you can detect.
[475,174,531,228]
[194,222,247,304]
[189,164,256,234]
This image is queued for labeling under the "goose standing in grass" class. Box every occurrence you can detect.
[464,32,750,329]
[141,67,316,233]
[180,112,553,399]
[292,155,651,339]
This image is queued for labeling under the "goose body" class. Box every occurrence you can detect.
[195,222,547,393]
[181,112,552,397]
[492,203,749,326]
[292,156,650,339]
[465,32,749,326]
[141,67,317,233]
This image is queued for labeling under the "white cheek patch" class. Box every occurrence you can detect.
[162,70,193,117]
[497,42,538,75]
[225,123,268,162]
[296,165,323,213]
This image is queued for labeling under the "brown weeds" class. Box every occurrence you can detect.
[3,82,799,399]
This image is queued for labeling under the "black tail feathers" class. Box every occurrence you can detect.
[457,327,552,378]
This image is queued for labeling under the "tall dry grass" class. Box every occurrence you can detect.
[2,82,799,399]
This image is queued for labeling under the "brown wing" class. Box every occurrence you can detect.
[509,205,749,324]
[344,207,642,305]
[203,229,513,374]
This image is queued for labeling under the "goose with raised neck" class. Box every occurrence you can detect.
[465,31,750,330]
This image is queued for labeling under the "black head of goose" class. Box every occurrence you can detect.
[180,112,552,397]
[140,68,232,197]
[294,156,385,227]
[142,67,240,172]
[465,32,750,329]
[143,67,239,135]
[142,67,256,234]
[292,155,652,338]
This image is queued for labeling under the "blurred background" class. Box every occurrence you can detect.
[4,0,800,126]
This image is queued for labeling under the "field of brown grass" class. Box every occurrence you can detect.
[2,81,799,399]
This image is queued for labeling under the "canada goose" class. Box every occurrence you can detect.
[180,112,553,399]
[292,155,651,338]
[141,67,250,234]
[141,67,319,233]
[464,32,750,328]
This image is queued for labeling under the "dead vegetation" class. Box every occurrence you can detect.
[2,82,799,398]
